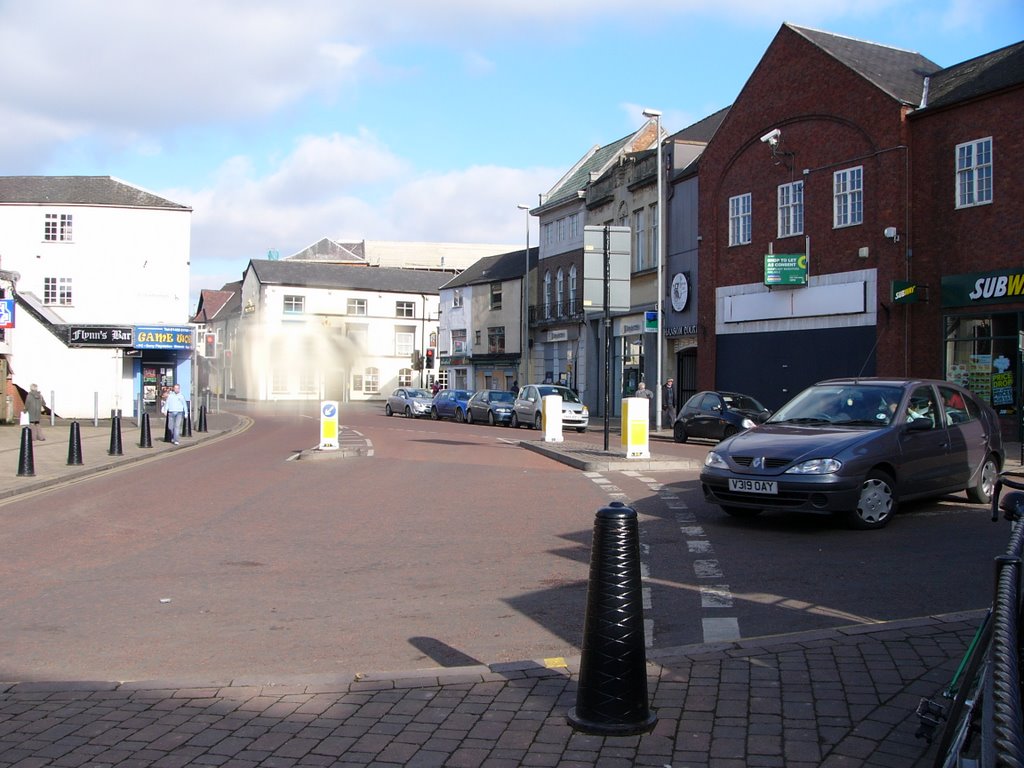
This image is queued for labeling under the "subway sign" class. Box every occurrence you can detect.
[942,269,1024,307]
[891,280,920,305]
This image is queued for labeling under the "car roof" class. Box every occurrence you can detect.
[815,377,964,388]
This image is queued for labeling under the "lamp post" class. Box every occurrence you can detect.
[517,203,531,386]
[642,108,664,431]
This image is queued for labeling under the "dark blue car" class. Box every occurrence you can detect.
[431,389,473,422]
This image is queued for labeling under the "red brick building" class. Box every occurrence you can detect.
[695,23,1023,435]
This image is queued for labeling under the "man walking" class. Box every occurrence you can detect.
[662,378,676,427]
[161,383,187,445]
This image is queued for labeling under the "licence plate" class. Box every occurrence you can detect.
[729,478,778,494]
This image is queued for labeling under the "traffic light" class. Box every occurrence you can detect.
[425,348,435,369]
[204,333,216,358]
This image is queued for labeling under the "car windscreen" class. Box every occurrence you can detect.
[768,384,905,426]
[490,391,514,402]
[722,394,766,412]
[407,389,431,398]
[536,386,581,403]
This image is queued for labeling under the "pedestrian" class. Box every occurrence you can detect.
[510,380,518,393]
[662,378,676,426]
[161,383,187,445]
[24,383,46,441]
[635,380,653,400]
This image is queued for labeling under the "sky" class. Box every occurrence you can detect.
[1,1,1020,310]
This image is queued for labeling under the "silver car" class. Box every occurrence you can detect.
[511,384,589,433]
[385,387,433,418]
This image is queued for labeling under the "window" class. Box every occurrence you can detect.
[396,301,414,318]
[569,265,577,309]
[298,369,317,394]
[474,329,481,346]
[362,367,379,394]
[346,323,368,351]
[556,268,564,315]
[777,181,804,237]
[398,368,413,387]
[617,201,628,227]
[488,326,505,354]
[452,290,463,309]
[956,137,993,208]
[44,213,73,242]
[649,202,658,266]
[283,295,304,314]
[569,212,580,239]
[489,282,502,310]
[728,193,751,246]
[347,297,367,316]
[395,326,414,356]
[272,368,288,393]
[543,271,552,319]
[43,277,72,305]
[557,217,567,241]
[452,329,467,354]
[632,208,647,271]
[544,222,554,245]
[833,166,863,227]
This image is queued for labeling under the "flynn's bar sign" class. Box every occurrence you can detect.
[68,326,134,347]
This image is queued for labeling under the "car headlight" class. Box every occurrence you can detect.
[785,458,842,475]
[704,451,728,469]
[740,417,755,429]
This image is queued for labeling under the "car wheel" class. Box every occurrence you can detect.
[966,454,1000,504]
[385,404,393,417]
[488,411,496,426]
[576,427,587,433]
[847,470,896,530]
[431,407,439,420]
[722,506,762,518]
[511,413,520,428]
[673,423,688,443]
[533,413,542,430]
[405,406,412,418]
[456,409,465,423]
[466,409,474,424]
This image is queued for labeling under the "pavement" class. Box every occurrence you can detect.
[0,410,1007,767]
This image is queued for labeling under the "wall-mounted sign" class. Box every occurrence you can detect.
[0,299,14,329]
[133,326,194,350]
[670,272,689,311]
[764,253,808,286]
[942,269,1024,307]
[68,326,134,346]
[891,280,920,304]
[644,310,658,332]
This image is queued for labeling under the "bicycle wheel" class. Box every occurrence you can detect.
[932,614,994,767]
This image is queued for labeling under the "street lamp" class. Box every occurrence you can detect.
[517,203,531,386]
[642,107,664,431]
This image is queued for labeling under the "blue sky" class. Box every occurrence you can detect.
[1,1,1020,307]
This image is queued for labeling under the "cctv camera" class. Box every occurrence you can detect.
[760,128,781,146]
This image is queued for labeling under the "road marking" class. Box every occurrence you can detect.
[687,540,713,554]
[543,657,568,669]
[700,585,734,608]
[694,559,724,579]
[702,617,741,642]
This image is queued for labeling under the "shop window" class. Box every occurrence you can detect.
[944,313,1018,416]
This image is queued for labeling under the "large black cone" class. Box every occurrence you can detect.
[567,501,657,736]
[197,404,208,433]
[16,426,35,477]
[108,415,123,456]
[139,412,152,448]
[183,402,192,437]
[67,421,83,465]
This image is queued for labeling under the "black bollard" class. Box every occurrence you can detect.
[164,412,172,443]
[108,415,123,456]
[183,404,192,437]
[67,420,83,466]
[197,404,208,433]
[567,501,657,736]
[16,425,35,477]
[139,412,152,448]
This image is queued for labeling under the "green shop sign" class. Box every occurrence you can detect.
[942,268,1024,307]
[892,280,920,304]
[764,253,807,286]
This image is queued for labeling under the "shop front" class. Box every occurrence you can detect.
[133,326,194,414]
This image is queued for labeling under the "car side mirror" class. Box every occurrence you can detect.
[907,416,932,430]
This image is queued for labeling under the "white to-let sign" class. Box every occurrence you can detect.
[319,400,339,450]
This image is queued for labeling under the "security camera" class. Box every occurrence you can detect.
[760,128,781,147]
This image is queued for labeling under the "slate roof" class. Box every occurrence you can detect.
[0,176,190,209]
[922,39,1024,110]
[191,281,241,324]
[247,260,454,293]
[789,24,941,106]
[442,247,538,289]
[536,131,644,213]
[285,237,366,263]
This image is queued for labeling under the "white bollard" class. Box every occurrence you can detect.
[319,400,340,450]
[542,394,564,443]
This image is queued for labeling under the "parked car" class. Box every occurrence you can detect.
[699,378,1003,530]
[431,389,473,422]
[511,384,589,433]
[674,390,772,443]
[385,387,434,418]
[466,389,516,426]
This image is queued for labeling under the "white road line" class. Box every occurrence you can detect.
[702,617,741,642]
[700,585,734,608]
[694,559,724,579]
